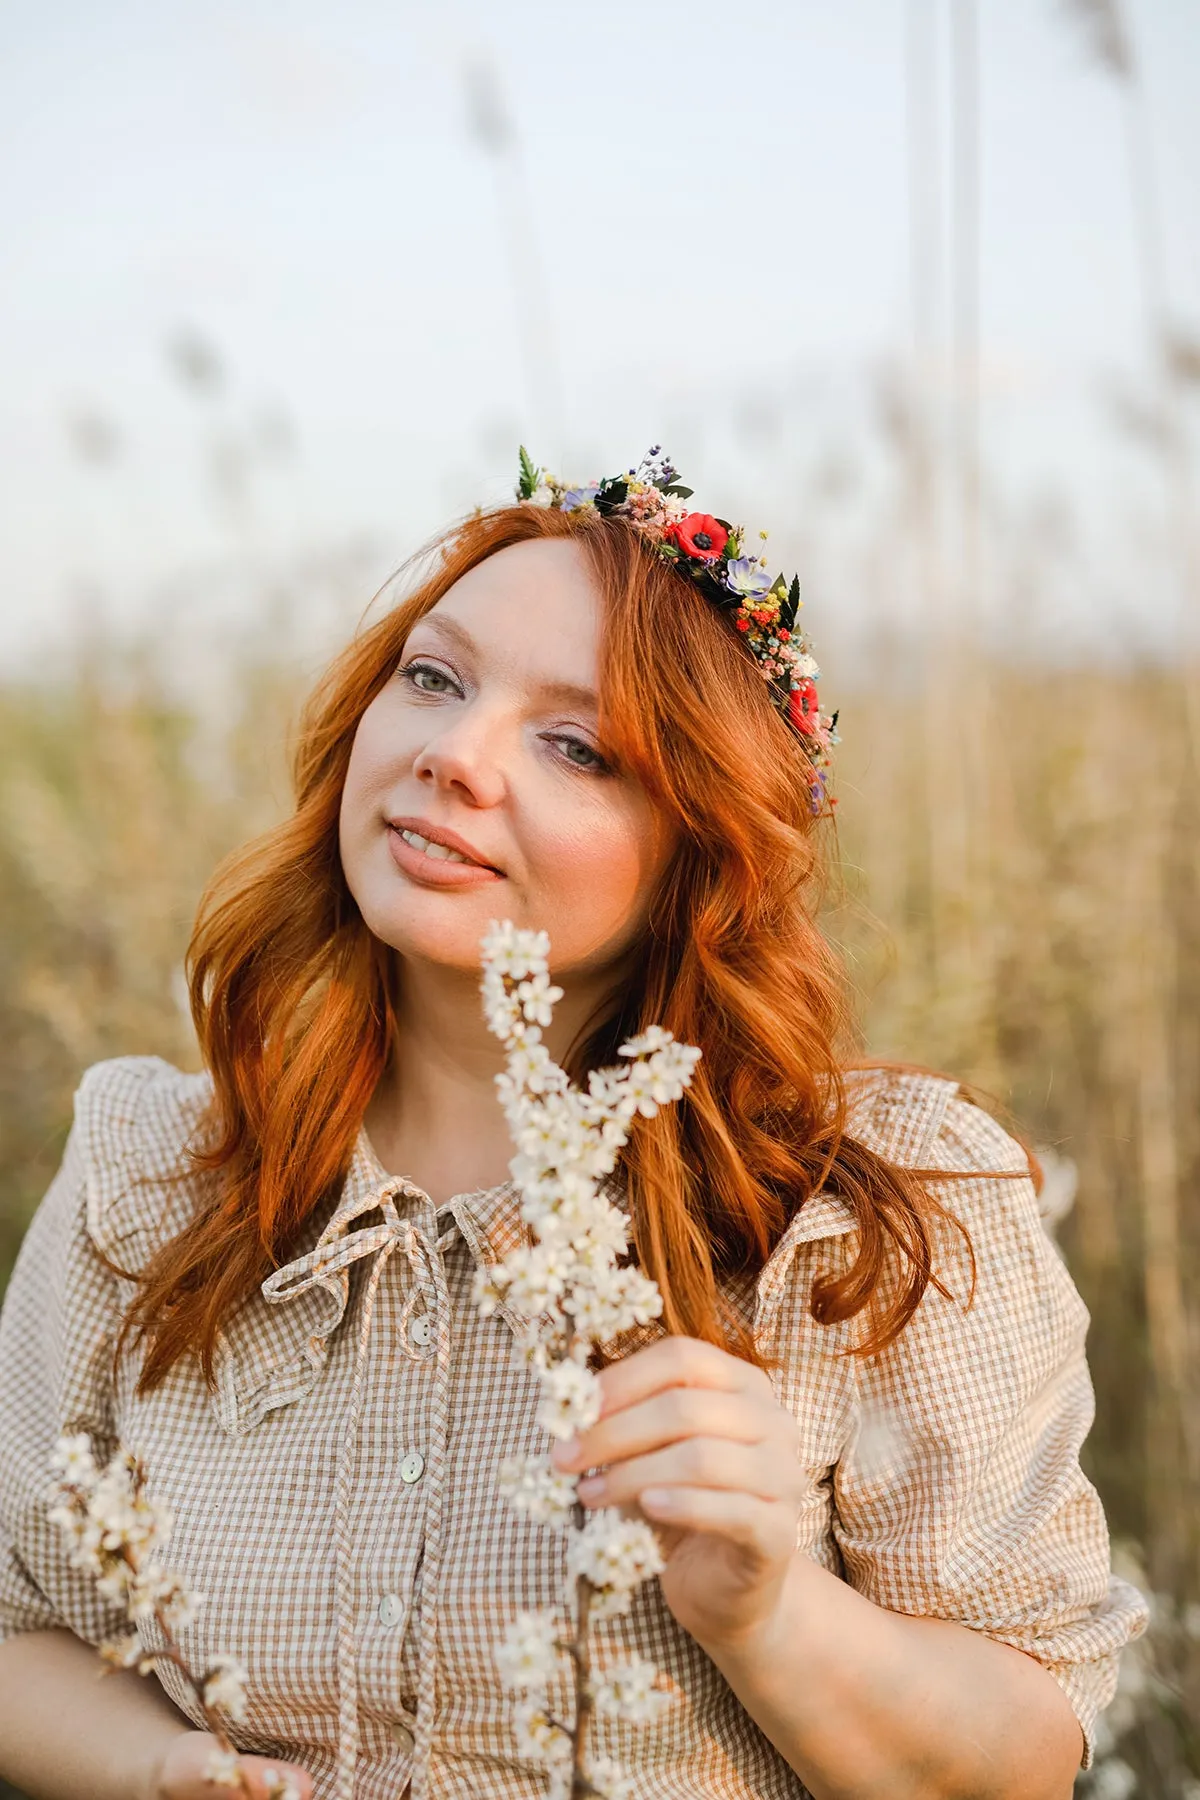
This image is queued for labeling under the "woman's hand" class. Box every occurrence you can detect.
[550,1336,803,1650]
[148,1732,313,1800]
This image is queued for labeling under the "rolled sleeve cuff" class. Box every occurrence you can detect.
[980,1573,1149,1771]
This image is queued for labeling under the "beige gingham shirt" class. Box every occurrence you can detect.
[0,1057,1147,1797]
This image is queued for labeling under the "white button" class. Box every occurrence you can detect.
[389,1720,415,1754]
[399,1450,425,1484]
[378,1593,404,1628]
[409,1315,432,1347]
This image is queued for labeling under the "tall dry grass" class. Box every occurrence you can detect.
[833,661,1200,1794]
[0,645,293,1280]
[0,643,1196,1794]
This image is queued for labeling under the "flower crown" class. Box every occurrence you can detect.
[515,445,839,812]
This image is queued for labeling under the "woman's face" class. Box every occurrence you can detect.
[339,536,676,985]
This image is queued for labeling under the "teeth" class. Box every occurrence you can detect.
[399,828,471,865]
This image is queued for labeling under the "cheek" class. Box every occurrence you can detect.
[338,738,371,854]
[534,793,667,942]
[339,704,399,851]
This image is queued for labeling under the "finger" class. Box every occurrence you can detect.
[578,1438,793,1510]
[637,1483,793,1552]
[162,1735,314,1800]
[595,1336,772,1420]
[238,1757,315,1800]
[554,1386,777,1474]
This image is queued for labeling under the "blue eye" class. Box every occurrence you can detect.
[400,660,458,695]
[549,734,611,774]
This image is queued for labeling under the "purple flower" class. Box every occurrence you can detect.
[561,483,600,512]
[723,558,773,599]
[639,447,678,488]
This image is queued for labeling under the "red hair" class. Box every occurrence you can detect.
[125,503,975,1391]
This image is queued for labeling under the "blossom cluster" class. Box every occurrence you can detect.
[47,1437,299,1798]
[48,1437,200,1658]
[516,444,840,812]
[477,921,694,1797]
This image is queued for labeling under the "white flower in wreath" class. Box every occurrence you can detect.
[723,556,774,599]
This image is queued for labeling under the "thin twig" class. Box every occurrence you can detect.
[567,1503,595,1800]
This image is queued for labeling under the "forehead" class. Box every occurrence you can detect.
[411,538,601,700]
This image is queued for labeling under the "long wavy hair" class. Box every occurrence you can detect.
[126,501,982,1392]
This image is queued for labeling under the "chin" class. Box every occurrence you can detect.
[357,885,499,967]
[343,838,501,963]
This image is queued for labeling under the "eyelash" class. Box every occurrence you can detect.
[397,659,612,776]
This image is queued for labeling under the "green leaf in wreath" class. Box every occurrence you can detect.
[517,445,541,500]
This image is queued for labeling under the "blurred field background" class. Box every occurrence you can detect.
[2,0,1199,1796]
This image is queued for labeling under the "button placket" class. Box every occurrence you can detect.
[352,1189,456,1790]
[348,1207,437,1746]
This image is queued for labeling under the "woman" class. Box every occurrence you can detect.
[0,450,1146,1800]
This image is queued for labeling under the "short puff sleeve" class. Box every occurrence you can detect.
[832,1093,1149,1769]
[0,1056,206,1651]
[0,1118,128,1649]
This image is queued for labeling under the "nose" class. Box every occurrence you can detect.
[412,706,509,809]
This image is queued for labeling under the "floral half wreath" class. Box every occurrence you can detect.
[515,444,840,813]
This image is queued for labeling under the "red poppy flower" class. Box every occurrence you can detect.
[667,512,728,562]
[788,679,820,736]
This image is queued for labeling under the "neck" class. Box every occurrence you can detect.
[363,953,618,1200]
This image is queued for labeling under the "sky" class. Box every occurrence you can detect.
[1,0,1197,670]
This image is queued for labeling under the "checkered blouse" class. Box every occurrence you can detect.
[0,1056,1147,1798]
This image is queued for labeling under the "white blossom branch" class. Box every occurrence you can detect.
[478,921,697,1800]
[47,1436,300,1797]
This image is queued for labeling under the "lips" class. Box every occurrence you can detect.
[383,816,506,893]
[386,817,500,872]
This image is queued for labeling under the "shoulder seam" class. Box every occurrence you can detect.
[845,1067,962,1167]
[72,1056,213,1262]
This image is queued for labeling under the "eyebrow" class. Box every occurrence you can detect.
[412,612,600,712]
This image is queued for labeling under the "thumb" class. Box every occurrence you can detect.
[216,1750,314,1800]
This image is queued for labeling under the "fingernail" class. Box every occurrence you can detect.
[552,1436,580,1468]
